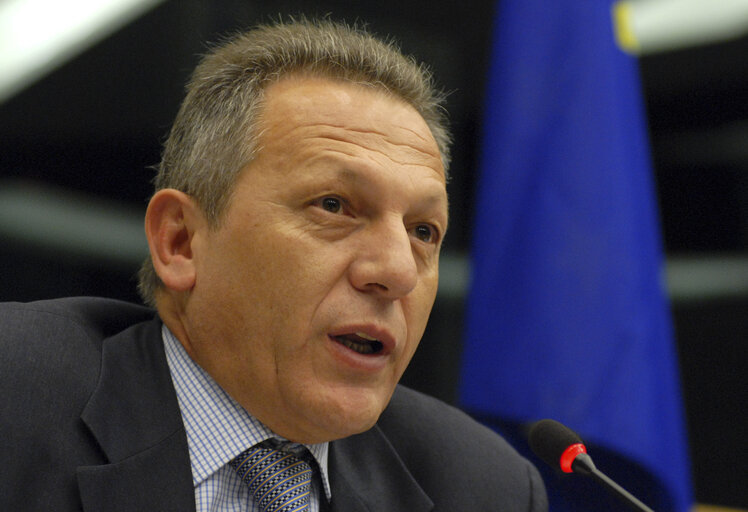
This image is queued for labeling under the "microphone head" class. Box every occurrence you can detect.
[528,419,585,471]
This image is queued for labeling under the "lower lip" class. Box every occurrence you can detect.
[326,335,390,373]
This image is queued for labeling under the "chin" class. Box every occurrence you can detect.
[303,389,390,442]
[322,414,380,442]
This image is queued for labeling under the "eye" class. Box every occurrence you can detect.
[318,196,343,213]
[412,224,438,244]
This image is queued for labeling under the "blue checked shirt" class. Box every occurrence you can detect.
[162,326,332,511]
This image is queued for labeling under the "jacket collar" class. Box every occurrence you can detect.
[328,424,434,512]
[77,317,195,512]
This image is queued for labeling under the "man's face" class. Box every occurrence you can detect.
[181,76,448,443]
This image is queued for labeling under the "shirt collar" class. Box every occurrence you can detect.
[161,325,332,499]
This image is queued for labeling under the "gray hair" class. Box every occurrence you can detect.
[138,18,452,306]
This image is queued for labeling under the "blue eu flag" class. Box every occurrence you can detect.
[460,2,693,510]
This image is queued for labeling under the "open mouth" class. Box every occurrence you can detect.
[332,332,384,355]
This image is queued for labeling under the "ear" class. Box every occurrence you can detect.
[144,189,204,293]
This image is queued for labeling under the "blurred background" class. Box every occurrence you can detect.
[0,0,746,509]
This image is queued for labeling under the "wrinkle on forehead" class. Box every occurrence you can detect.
[320,144,442,175]
[265,121,444,178]
[316,129,441,171]
[318,123,437,158]
[258,77,445,177]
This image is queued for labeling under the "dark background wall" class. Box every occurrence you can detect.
[1,1,746,507]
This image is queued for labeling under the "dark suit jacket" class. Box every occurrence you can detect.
[0,297,547,511]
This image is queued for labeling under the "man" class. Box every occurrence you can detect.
[0,19,547,511]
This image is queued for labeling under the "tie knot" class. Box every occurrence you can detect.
[231,442,313,512]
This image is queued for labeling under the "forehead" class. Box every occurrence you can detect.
[256,76,445,179]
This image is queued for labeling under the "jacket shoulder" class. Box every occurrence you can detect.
[0,296,154,340]
[1,296,151,363]
[0,298,167,510]
[0,296,156,407]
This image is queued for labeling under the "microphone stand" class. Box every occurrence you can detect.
[572,453,655,512]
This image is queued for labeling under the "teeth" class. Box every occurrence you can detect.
[355,331,379,341]
[337,337,375,354]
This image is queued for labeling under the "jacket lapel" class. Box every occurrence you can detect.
[328,425,433,512]
[77,317,195,512]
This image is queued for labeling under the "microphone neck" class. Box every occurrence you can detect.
[570,452,596,475]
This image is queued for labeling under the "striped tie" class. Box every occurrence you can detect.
[231,442,313,512]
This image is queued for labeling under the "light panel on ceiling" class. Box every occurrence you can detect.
[0,0,165,104]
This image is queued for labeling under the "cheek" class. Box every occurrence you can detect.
[234,233,348,342]
[256,239,338,302]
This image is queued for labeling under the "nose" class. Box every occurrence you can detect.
[348,218,419,299]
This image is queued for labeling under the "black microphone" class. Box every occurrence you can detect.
[528,419,655,512]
